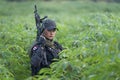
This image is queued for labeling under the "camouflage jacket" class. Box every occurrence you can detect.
[30,36,63,76]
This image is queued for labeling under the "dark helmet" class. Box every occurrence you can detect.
[41,19,58,31]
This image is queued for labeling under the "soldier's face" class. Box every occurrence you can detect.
[43,29,56,40]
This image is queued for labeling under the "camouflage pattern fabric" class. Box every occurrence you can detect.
[30,36,63,76]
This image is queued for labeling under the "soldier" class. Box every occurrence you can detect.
[30,19,63,76]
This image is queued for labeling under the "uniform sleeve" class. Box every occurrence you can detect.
[54,41,63,51]
[31,45,44,67]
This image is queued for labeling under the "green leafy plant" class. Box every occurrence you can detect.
[0,0,120,80]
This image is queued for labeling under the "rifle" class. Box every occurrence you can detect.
[34,5,47,41]
[33,5,48,66]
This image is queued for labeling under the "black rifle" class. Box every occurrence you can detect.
[34,5,47,41]
[33,5,48,66]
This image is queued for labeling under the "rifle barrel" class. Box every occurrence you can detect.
[34,5,37,13]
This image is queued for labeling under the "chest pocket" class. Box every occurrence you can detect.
[45,40,62,60]
[46,46,60,59]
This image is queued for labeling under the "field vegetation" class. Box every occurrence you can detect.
[0,0,120,80]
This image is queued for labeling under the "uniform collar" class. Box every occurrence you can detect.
[40,35,53,42]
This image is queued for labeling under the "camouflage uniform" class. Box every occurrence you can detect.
[30,19,63,76]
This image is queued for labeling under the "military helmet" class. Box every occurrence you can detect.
[41,19,58,31]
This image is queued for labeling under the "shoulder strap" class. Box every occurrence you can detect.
[54,41,63,51]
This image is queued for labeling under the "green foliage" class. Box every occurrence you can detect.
[0,0,120,80]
